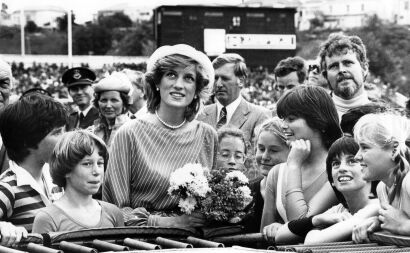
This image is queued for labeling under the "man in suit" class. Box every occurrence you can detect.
[63,67,99,131]
[197,53,270,155]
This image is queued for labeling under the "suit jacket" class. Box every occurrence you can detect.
[66,106,100,131]
[197,98,271,147]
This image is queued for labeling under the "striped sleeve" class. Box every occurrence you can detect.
[0,181,15,220]
[103,125,154,225]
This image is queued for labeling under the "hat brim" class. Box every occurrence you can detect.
[66,80,93,88]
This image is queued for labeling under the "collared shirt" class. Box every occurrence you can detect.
[78,104,93,118]
[216,96,242,125]
[0,161,62,231]
[77,104,94,128]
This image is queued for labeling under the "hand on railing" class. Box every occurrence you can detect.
[0,222,28,247]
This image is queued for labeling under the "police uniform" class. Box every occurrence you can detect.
[62,67,99,131]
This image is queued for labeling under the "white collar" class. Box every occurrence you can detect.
[216,96,242,124]
[8,161,60,204]
[79,104,93,117]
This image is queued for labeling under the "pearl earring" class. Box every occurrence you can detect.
[156,87,159,91]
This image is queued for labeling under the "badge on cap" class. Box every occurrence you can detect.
[73,70,82,80]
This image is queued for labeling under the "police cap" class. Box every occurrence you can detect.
[62,67,96,88]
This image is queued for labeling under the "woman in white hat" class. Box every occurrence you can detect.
[103,44,217,228]
[91,72,131,149]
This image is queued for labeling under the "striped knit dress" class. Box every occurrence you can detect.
[103,119,217,226]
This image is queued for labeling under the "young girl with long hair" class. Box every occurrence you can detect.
[352,113,410,242]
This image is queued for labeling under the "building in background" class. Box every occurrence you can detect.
[10,5,66,29]
[97,3,152,23]
[243,0,410,30]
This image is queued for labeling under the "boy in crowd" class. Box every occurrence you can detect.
[0,93,67,246]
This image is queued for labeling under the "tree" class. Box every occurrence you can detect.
[56,12,76,32]
[309,11,325,30]
[25,20,38,33]
[98,12,132,29]
[72,24,112,55]
[112,19,154,56]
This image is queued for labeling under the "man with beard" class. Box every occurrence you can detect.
[319,33,371,118]
[62,67,99,131]
[197,53,270,176]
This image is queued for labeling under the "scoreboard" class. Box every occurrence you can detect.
[154,5,297,69]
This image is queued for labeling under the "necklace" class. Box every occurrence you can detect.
[155,110,186,129]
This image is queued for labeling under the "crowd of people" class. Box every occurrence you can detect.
[0,32,409,249]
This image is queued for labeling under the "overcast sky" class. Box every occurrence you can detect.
[6,0,244,23]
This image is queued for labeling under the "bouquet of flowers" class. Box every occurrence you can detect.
[168,164,252,223]
[168,163,211,214]
[200,169,252,223]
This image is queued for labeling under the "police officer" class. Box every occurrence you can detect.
[62,67,99,131]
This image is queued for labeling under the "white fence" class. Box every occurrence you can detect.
[0,54,149,69]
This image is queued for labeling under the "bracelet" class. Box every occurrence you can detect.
[288,216,314,237]
[285,188,303,196]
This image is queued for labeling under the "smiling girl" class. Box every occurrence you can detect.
[261,85,342,241]
[274,137,379,244]
[32,130,124,233]
[242,118,289,232]
[352,113,410,242]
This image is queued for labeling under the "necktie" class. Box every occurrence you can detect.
[217,107,227,129]
[79,112,85,128]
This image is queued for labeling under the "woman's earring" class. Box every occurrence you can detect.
[156,87,159,91]
[194,95,198,99]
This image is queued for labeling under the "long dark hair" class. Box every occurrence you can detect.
[277,85,342,149]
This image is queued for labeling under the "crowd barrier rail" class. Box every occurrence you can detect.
[2,227,410,253]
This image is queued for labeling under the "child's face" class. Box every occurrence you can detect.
[217,136,246,172]
[255,131,289,177]
[354,139,396,183]
[331,153,367,193]
[66,147,104,196]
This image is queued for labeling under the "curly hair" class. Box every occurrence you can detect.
[274,56,307,84]
[319,33,369,74]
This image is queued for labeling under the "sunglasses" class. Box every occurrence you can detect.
[308,65,320,73]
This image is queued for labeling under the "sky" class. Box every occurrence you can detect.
[5,0,244,23]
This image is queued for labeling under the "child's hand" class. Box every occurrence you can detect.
[379,203,410,235]
[0,222,28,247]
[262,222,283,242]
[352,216,380,243]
